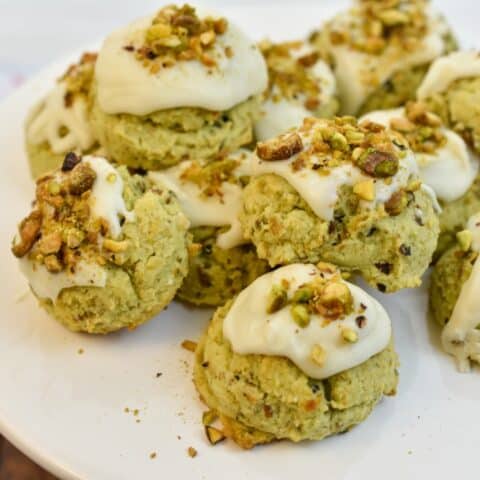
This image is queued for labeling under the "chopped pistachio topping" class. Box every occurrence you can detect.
[259,40,325,111]
[266,284,289,314]
[384,189,409,216]
[202,409,218,426]
[128,4,229,73]
[328,0,431,55]
[11,153,127,274]
[353,178,375,201]
[257,132,304,161]
[103,239,129,253]
[292,285,314,303]
[457,229,473,252]
[342,327,359,343]
[58,52,97,107]
[316,280,354,319]
[205,426,226,445]
[179,157,242,199]
[257,116,405,180]
[265,265,355,327]
[406,179,422,192]
[310,344,327,366]
[290,304,311,328]
[389,102,447,154]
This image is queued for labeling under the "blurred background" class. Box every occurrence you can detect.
[0,0,350,99]
[1,0,477,101]
[1,0,476,100]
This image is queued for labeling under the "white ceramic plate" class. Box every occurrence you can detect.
[1,2,479,479]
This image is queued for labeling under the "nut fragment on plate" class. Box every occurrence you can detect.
[205,426,226,446]
[181,340,198,352]
[187,446,198,458]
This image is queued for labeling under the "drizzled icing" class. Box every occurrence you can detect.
[361,108,478,202]
[26,82,95,154]
[326,7,449,114]
[148,150,253,249]
[18,156,134,302]
[417,50,480,100]
[95,13,268,115]
[223,264,392,379]
[442,213,480,371]
[19,258,107,302]
[84,156,135,239]
[252,126,418,221]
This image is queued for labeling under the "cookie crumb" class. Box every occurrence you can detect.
[205,426,226,445]
[77,348,84,355]
[187,447,198,458]
[150,452,157,459]
[181,339,197,352]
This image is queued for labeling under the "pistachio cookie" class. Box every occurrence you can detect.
[430,213,480,371]
[436,176,480,258]
[149,150,269,307]
[194,263,398,448]
[418,50,480,155]
[254,39,338,141]
[240,117,439,293]
[91,4,268,170]
[25,53,98,179]
[361,101,479,257]
[314,0,456,115]
[12,153,190,334]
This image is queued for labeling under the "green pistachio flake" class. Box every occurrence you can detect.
[266,285,288,314]
[457,230,473,252]
[202,410,218,426]
[329,131,349,151]
[48,181,61,195]
[357,149,399,178]
[292,286,314,303]
[378,9,409,26]
[345,130,365,145]
[291,304,311,328]
[342,327,358,343]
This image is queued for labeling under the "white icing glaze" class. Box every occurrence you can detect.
[95,13,268,115]
[441,213,480,371]
[421,184,442,213]
[328,8,448,114]
[417,50,480,100]
[467,213,480,252]
[148,150,254,249]
[223,264,392,379]
[255,44,336,141]
[16,156,136,302]
[26,82,95,154]
[361,108,477,203]
[19,258,107,302]
[252,127,418,221]
[255,99,313,142]
[84,156,135,239]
